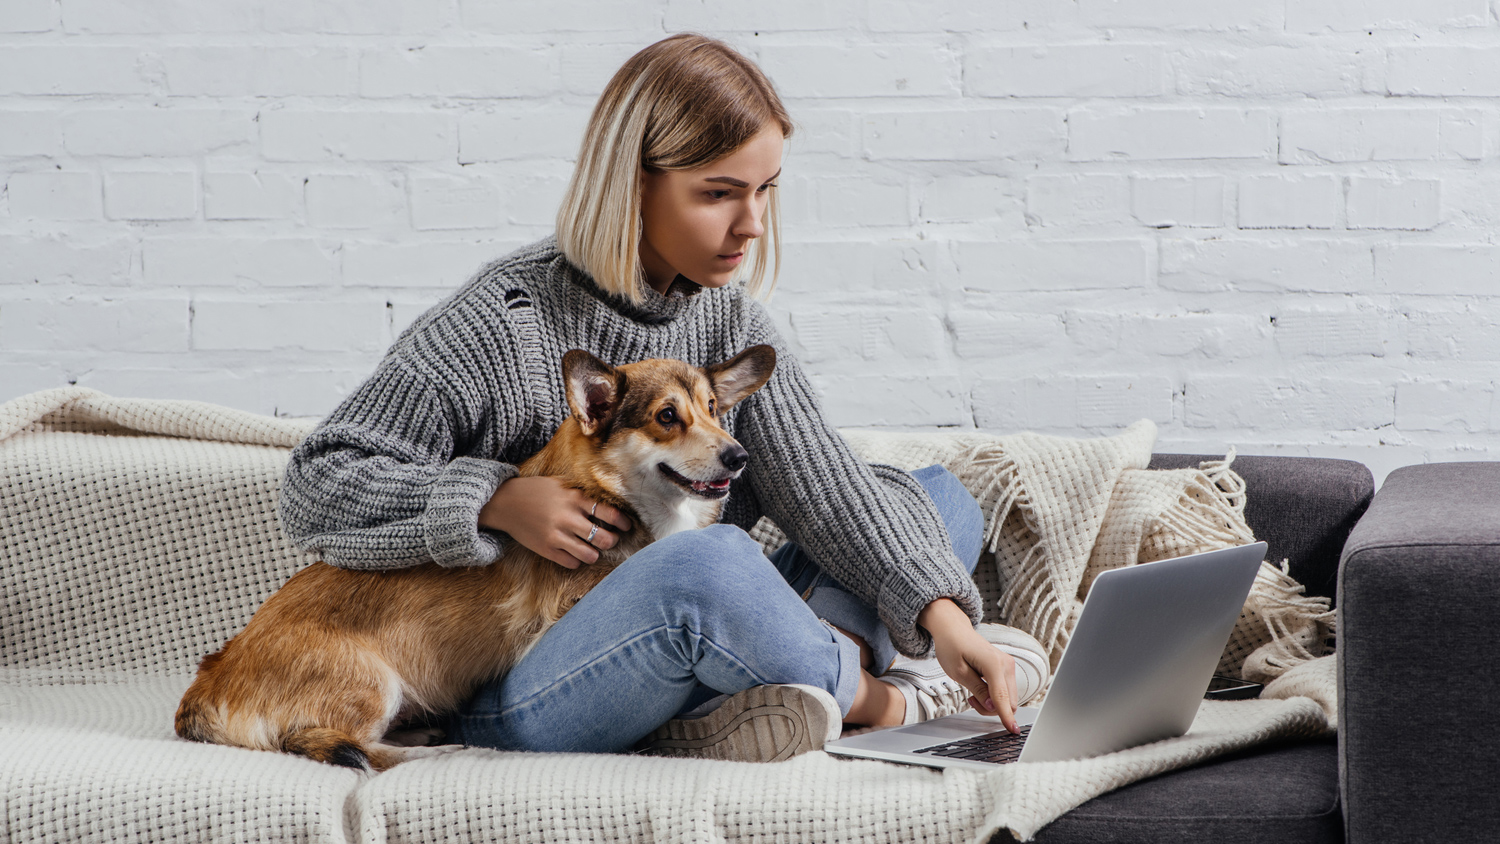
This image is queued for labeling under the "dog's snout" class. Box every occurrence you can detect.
[718,445,748,472]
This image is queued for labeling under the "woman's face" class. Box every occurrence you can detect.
[638,124,784,295]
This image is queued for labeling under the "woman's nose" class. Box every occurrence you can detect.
[734,198,766,239]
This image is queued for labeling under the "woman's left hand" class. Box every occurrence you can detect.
[918,598,1020,733]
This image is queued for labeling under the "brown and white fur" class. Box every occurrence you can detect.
[175,345,776,771]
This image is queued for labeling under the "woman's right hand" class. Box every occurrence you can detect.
[478,476,633,569]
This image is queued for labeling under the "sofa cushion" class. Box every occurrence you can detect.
[1149,454,1373,606]
[1020,737,1340,844]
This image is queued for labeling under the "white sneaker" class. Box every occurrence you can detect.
[634,683,843,763]
[880,623,1051,724]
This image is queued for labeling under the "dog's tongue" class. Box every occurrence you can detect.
[694,478,732,492]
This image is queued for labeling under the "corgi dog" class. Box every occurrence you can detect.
[175,345,776,771]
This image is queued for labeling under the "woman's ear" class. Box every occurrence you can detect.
[705,344,777,412]
[562,350,622,436]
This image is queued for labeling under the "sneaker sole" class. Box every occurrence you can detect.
[977,623,1052,706]
[634,684,841,763]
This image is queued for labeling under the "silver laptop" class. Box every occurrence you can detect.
[825,542,1267,769]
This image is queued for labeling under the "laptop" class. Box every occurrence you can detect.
[825,541,1267,769]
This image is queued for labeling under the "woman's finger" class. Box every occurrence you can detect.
[588,499,633,533]
[574,513,619,550]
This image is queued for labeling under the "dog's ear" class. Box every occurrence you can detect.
[705,344,777,413]
[562,350,623,436]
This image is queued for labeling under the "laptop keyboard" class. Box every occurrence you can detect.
[913,725,1031,765]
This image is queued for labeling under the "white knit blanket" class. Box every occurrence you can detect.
[0,388,1335,843]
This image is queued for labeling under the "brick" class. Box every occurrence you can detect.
[71,367,265,411]
[919,175,1022,224]
[1346,177,1440,230]
[973,375,1175,431]
[360,47,554,98]
[305,174,401,229]
[776,240,945,296]
[1280,108,1439,163]
[1,0,58,31]
[966,45,1164,98]
[1439,110,1488,162]
[865,0,1058,32]
[501,173,570,227]
[162,47,356,96]
[64,108,257,157]
[344,242,505,288]
[1287,0,1487,32]
[558,42,649,96]
[0,110,61,156]
[1078,0,1281,29]
[1237,175,1338,229]
[0,47,151,95]
[1375,244,1500,295]
[1025,175,1130,227]
[863,109,1065,161]
[758,44,960,99]
[667,0,859,31]
[1116,313,1267,358]
[1132,176,1224,228]
[1160,239,1373,293]
[260,0,449,35]
[1389,47,1500,98]
[804,177,908,228]
[954,240,1151,291]
[144,238,339,288]
[1171,45,1365,97]
[783,108,859,159]
[788,308,945,363]
[459,107,591,163]
[61,0,259,33]
[1395,381,1497,432]
[0,235,134,286]
[1,364,67,401]
[949,311,1067,360]
[810,373,969,428]
[470,0,664,32]
[261,110,457,162]
[104,171,197,221]
[0,297,189,352]
[1069,108,1274,160]
[1407,310,1500,361]
[7,171,101,220]
[409,176,500,230]
[192,299,387,352]
[259,369,379,418]
[204,172,301,220]
[1274,310,1388,358]
[1185,376,1392,429]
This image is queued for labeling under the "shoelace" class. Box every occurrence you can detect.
[912,678,971,721]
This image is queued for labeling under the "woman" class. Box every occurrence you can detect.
[277,33,1045,763]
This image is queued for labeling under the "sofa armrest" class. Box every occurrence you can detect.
[1338,462,1500,844]
[1150,454,1373,605]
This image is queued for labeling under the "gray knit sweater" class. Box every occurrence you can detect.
[277,235,981,657]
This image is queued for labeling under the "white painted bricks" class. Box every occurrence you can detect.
[4,2,1500,481]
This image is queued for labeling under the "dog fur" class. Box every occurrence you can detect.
[174,345,776,771]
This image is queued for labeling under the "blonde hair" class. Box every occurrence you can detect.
[556,33,793,303]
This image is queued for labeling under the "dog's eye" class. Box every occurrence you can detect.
[708,398,717,416]
[656,407,677,427]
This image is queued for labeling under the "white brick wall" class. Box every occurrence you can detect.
[5,2,1500,485]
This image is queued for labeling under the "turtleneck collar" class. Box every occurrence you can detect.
[549,236,709,325]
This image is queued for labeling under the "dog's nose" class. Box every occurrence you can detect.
[718,445,748,472]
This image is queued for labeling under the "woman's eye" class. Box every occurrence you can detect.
[757,182,777,193]
[707,190,731,200]
[656,408,677,426]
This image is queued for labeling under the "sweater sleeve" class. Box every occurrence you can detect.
[732,304,983,657]
[276,352,522,571]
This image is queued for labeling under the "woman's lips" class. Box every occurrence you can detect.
[718,252,744,265]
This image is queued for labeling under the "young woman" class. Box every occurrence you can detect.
[277,33,1045,763]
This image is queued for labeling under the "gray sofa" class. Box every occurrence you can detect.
[1030,456,1500,844]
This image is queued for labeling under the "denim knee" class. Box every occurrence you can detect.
[616,523,782,610]
[910,464,984,574]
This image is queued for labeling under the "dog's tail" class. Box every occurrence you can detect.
[279,727,373,770]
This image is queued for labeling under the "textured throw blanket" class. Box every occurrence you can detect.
[0,388,1334,843]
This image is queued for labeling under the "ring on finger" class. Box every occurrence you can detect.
[590,501,599,518]
[585,524,600,546]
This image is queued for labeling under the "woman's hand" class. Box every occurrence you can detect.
[918,598,1020,733]
[478,476,633,569]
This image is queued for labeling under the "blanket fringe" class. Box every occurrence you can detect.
[1242,559,1337,682]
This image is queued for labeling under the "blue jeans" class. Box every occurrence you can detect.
[447,465,983,753]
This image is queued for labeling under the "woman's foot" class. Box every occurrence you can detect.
[634,684,842,763]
